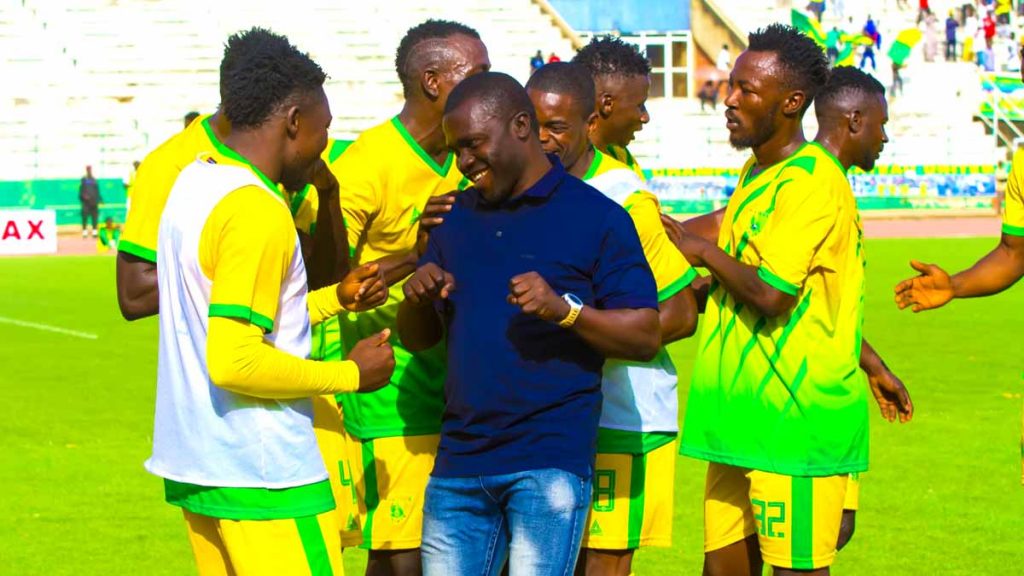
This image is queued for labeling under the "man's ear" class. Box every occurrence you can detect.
[422,67,441,101]
[781,90,807,117]
[597,92,614,119]
[586,110,599,133]
[510,111,533,140]
[285,105,301,139]
[849,109,864,134]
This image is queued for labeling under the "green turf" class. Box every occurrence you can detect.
[1,238,1022,575]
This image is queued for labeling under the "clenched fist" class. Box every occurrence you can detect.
[403,263,456,306]
[507,271,570,323]
[347,329,395,393]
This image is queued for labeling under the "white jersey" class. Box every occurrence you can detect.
[145,160,324,489]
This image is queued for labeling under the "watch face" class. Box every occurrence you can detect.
[565,293,583,307]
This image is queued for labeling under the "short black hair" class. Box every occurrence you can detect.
[444,71,537,131]
[815,65,886,113]
[572,35,651,78]
[219,27,326,129]
[747,23,829,113]
[524,62,595,120]
[395,19,481,97]
[184,111,200,125]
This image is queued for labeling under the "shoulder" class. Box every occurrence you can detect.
[561,176,635,230]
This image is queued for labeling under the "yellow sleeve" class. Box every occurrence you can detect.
[307,285,343,326]
[206,316,360,399]
[333,144,380,258]
[200,186,297,333]
[120,146,180,262]
[754,172,838,296]
[1004,151,1024,236]
[623,191,697,301]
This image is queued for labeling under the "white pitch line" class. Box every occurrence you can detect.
[0,315,99,340]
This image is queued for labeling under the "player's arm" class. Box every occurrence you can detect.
[397,262,452,352]
[671,234,795,317]
[203,189,393,397]
[116,253,159,320]
[306,262,388,325]
[681,207,725,243]
[304,160,350,289]
[860,338,913,423]
[894,233,1024,311]
[115,154,170,321]
[658,287,698,343]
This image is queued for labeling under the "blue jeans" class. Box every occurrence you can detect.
[421,468,592,576]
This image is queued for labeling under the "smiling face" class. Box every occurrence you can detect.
[595,73,650,147]
[851,93,889,172]
[528,89,592,174]
[443,97,527,204]
[722,50,790,150]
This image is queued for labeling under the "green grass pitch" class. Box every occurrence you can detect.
[1,237,1022,575]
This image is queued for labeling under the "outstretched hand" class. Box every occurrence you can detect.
[894,260,954,312]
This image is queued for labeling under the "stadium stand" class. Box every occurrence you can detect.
[2,0,577,181]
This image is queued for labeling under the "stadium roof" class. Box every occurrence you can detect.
[549,0,690,34]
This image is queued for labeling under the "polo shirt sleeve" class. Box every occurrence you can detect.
[755,173,838,296]
[592,205,658,311]
[200,186,297,333]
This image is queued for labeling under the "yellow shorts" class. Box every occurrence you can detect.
[704,462,849,570]
[349,433,439,550]
[312,396,363,549]
[183,508,343,576]
[581,439,676,550]
[843,472,860,511]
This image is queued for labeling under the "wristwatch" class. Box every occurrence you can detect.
[558,293,583,328]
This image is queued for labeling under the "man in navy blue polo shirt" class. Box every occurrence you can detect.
[396,72,660,576]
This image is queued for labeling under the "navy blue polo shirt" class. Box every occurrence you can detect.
[422,157,658,479]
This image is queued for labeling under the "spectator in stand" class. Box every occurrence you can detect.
[826,26,843,64]
[918,0,931,23]
[890,60,904,97]
[983,9,997,49]
[183,110,200,129]
[996,0,1012,25]
[861,16,880,70]
[79,165,101,238]
[531,49,544,75]
[924,10,939,61]
[963,6,978,62]
[697,79,718,111]
[548,52,561,63]
[833,0,845,19]
[945,10,959,61]
[808,0,825,22]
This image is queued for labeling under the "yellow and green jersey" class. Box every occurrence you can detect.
[120,115,228,262]
[680,143,869,476]
[330,116,469,440]
[1003,147,1024,237]
[582,150,697,453]
[602,144,646,181]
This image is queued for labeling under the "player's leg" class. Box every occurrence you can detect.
[217,509,344,576]
[578,440,676,575]
[702,462,761,576]
[182,509,234,576]
[836,473,860,551]
[358,434,439,576]
[420,474,508,576]
[504,468,592,575]
[312,394,363,555]
[748,471,848,576]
